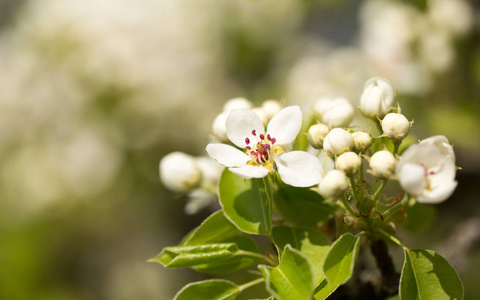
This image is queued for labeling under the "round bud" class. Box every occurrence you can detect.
[313,97,355,128]
[319,170,349,199]
[323,128,354,156]
[336,152,362,176]
[382,113,411,141]
[307,123,330,149]
[212,112,229,142]
[252,107,269,126]
[223,97,253,112]
[261,99,282,120]
[370,150,396,178]
[159,152,202,192]
[360,77,394,118]
[352,131,372,152]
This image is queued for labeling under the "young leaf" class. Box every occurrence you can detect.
[174,279,240,300]
[315,233,361,299]
[259,245,314,300]
[400,249,463,300]
[219,169,271,235]
[150,244,238,268]
[272,226,330,285]
[274,186,336,227]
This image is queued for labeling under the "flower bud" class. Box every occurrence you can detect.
[352,131,372,152]
[381,113,411,141]
[319,170,349,199]
[252,107,269,126]
[159,152,202,192]
[360,77,394,118]
[261,99,282,120]
[323,128,353,156]
[223,97,253,112]
[212,112,229,142]
[307,123,330,148]
[313,97,355,128]
[369,150,396,178]
[336,152,362,176]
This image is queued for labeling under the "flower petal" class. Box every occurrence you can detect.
[398,163,427,195]
[418,180,457,204]
[274,151,323,187]
[206,143,250,167]
[267,106,302,146]
[229,165,269,179]
[226,109,265,148]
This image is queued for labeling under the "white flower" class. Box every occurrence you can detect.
[313,97,355,128]
[159,152,202,192]
[352,131,372,152]
[319,170,349,199]
[370,150,396,178]
[336,152,362,176]
[206,106,323,187]
[360,77,395,118]
[323,128,354,156]
[381,113,411,141]
[397,141,457,204]
[223,97,253,112]
[307,123,330,149]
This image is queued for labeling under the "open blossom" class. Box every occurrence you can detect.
[396,139,457,204]
[206,106,323,187]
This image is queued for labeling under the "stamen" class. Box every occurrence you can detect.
[267,134,271,141]
[245,138,250,145]
[252,130,256,136]
[271,138,276,144]
[259,134,265,140]
[245,146,251,150]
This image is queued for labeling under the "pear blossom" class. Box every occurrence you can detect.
[307,123,330,148]
[319,170,349,199]
[396,141,457,204]
[206,106,323,187]
[419,135,455,163]
[352,131,372,152]
[370,150,396,178]
[159,152,202,192]
[336,152,362,176]
[360,77,395,118]
[381,113,411,141]
[323,128,354,156]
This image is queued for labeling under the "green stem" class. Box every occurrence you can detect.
[238,250,276,266]
[295,111,316,151]
[372,179,388,203]
[349,176,361,203]
[382,195,410,223]
[376,228,408,250]
[393,140,401,155]
[341,195,357,216]
[239,277,265,292]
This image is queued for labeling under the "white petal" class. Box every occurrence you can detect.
[274,151,323,187]
[229,165,269,179]
[206,143,250,167]
[267,106,302,146]
[418,180,457,204]
[398,163,427,195]
[226,109,265,148]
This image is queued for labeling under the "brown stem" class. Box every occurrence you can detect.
[369,238,400,299]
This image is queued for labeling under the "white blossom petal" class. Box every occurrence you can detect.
[420,135,455,163]
[418,180,457,204]
[267,106,302,146]
[206,143,250,167]
[398,163,427,195]
[274,151,323,187]
[229,165,269,179]
[226,109,265,148]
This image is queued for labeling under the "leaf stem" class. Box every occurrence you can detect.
[376,228,408,250]
[372,179,388,203]
[349,176,361,203]
[239,277,265,292]
[341,195,357,216]
[382,194,409,223]
[238,250,277,266]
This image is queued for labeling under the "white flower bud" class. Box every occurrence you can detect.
[369,150,396,178]
[196,156,224,185]
[360,77,395,118]
[336,152,362,176]
[381,113,411,141]
[159,152,202,192]
[352,131,372,152]
[212,112,229,142]
[223,97,253,112]
[261,99,282,120]
[307,123,330,149]
[313,97,355,128]
[319,170,349,199]
[323,128,353,156]
[252,107,269,126]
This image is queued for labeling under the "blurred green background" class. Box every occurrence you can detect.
[0,0,478,299]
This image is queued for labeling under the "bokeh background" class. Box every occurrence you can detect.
[0,0,478,299]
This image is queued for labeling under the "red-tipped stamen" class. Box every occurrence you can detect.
[245,146,251,150]
[271,138,276,144]
[252,130,256,136]
[245,137,250,145]
[259,134,265,140]
[267,134,271,141]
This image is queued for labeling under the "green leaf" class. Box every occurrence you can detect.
[400,249,463,300]
[174,279,239,300]
[219,169,271,235]
[403,204,436,233]
[314,233,361,299]
[259,245,314,300]
[274,186,336,227]
[272,226,330,285]
[150,244,238,268]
